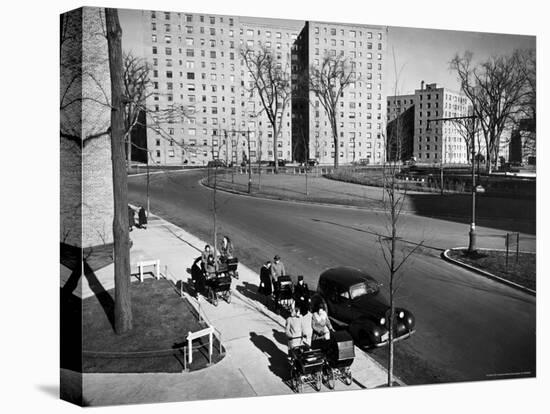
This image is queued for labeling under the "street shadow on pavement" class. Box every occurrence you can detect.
[407,193,536,234]
[272,329,288,347]
[249,332,290,386]
[236,281,272,308]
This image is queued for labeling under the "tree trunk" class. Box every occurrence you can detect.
[388,184,396,387]
[106,8,133,334]
[332,118,339,169]
[273,124,279,174]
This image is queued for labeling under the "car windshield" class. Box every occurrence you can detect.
[349,281,379,299]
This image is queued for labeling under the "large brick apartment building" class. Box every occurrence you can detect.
[139,10,301,166]
[387,82,470,164]
[135,11,388,166]
[292,21,388,165]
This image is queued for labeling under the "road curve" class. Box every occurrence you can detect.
[128,170,536,385]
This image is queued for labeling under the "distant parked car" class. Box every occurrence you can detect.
[307,159,319,166]
[207,159,226,168]
[268,159,287,167]
[316,267,416,348]
[358,158,370,166]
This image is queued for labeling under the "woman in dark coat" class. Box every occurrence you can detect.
[294,275,310,313]
[138,206,147,229]
[258,261,273,305]
[128,206,135,231]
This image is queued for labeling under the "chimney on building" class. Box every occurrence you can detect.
[421,80,424,90]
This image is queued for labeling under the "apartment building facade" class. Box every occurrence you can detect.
[292,21,388,165]
[141,10,299,166]
[387,82,470,164]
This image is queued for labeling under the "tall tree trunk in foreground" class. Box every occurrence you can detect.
[106,8,133,333]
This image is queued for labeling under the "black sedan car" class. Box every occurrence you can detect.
[317,267,415,348]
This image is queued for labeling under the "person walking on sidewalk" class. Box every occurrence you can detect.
[138,206,147,229]
[300,302,313,347]
[219,235,234,258]
[201,245,212,271]
[258,260,273,306]
[270,255,286,300]
[285,306,305,352]
[311,299,334,351]
[294,275,310,313]
[128,205,135,232]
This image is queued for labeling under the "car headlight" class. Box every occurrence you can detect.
[399,311,405,319]
[379,317,386,325]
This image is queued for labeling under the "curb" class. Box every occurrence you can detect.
[441,248,536,296]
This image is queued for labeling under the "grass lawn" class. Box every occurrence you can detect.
[77,278,223,373]
[448,249,536,291]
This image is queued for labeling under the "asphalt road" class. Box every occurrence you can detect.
[128,169,536,385]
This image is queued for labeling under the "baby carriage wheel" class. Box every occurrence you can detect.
[291,366,302,393]
[313,371,322,392]
[324,365,335,390]
[209,288,218,306]
[344,367,353,386]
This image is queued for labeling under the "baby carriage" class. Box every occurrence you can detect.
[289,339,326,393]
[204,263,232,306]
[219,255,239,279]
[274,275,295,315]
[322,330,355,389]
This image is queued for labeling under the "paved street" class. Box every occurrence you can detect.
[128,170,535,385]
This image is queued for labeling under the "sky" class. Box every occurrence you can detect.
[386,26,535,95]
[118,8,535,96]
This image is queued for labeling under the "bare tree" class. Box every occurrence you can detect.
[308,54,355,169]
[240,45,292,174]
[106,8,132,333]
[379,52,423,386]
[122,53,150,166]
[450,50,533,173]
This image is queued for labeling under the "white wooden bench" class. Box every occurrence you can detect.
[136,259,160,282]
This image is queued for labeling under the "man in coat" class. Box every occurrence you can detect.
[270,255,286,299]
[294,275,310,313]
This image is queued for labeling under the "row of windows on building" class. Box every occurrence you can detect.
[312,26,383,41]
[151,11,235,26]
[314,37,382,50]
[314,49,383,60]
[151,21,296,41]
[152,34,293,52]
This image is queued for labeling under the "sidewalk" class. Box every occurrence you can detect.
[75,210,396,406]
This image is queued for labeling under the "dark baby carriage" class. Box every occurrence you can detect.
[204,262,232,306]
[289,341,326,393]
[323,330,355,388]
[274,275,294,315]
[220,255,239,279]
